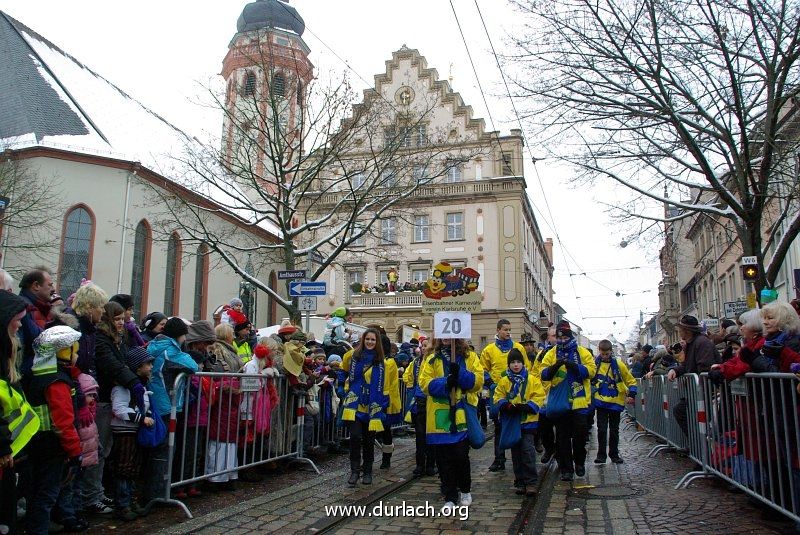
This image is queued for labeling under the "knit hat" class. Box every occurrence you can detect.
[278,324,297,336]
[234,321,252,334]
[141,311,167,332]
[641,344,653,354]
[409,338,419,347]
[186,320,216,344]
[289,330,307,342]
[507,348,525,367]
[677,315,703,333]
[400,342,412,351]
[331,306,349,319]
[555,320,573,338]
[109,294,134,310]
[126,346,154,372]
[327,354,342,364]
[520,332,535,344]
[230,297,243,307]
[254,344,271,359]
[162,317,189,340]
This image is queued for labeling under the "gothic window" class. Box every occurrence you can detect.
[244,71,256,97]
[193,244,209,321]
[272,72,285,98]
[130,220,151,318]
[164,233,182,316]
[59,205,94,298]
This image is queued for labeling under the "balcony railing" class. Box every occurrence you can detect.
[349,292,422,307]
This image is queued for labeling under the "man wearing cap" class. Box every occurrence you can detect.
[480,319,527,472]
[667,315,720,437]
[233,322,253,364]
[540,320,596,481]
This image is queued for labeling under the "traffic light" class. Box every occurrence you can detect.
[742,264,759,281]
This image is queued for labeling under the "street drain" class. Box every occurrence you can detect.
[569,485,646,500]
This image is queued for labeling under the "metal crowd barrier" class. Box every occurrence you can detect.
[631,371,800,524]
[148,372,319,518]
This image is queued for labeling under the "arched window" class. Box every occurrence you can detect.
[296,81,303,107]
[164,233,182,316]
[268,270,278,325]
[193,244,209,321]
[59,205,95,298]
[130,220,152,318]
[243,71,256,97]
[271,72,285,98]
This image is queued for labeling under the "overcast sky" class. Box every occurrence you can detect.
[0,0,661,343]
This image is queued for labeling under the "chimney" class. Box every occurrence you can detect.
[544,238,554,266]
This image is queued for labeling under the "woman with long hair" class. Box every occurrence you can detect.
[419,337,484,512]
[341,328,390,486]
[0,291,40,534]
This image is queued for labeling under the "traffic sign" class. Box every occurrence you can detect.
[278,269,307,280]
[741,256,757,265]
[433,311,472,339]
[704,318,720,331]
[289,281,327,296]
[309,250,326,265]
[298,296,317,311]
[742,264,759,281]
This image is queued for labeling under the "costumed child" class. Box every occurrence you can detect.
[419,338,484,512]
[492,348,545,496]
[110,346,155,520]
[340,328,391,486]
[23,326,87,534]
[323,307,351,357]
[402,338,436,478]
[591,339,636,464]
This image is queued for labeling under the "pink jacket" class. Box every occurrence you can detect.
[76,373,100,467]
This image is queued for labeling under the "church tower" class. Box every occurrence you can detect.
[221,0,313,188]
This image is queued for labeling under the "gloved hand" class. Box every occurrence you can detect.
[761,343,783,359]
[707,369,725,385]
[446,373,458,389]
[516,403,535,414]
[63,455,82,485]
[131,382,146,413]
[547,360,565,377]
[500,402,518,414]
[564,360,579,374]
[738,346,757,365]
[449,362,460,376]
[78,406,94,428]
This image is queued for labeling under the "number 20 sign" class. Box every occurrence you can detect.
[434,311,472,339]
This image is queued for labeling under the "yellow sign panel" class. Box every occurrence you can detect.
[746,292,757,309]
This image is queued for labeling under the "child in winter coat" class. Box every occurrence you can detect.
[23,326,86,534]
[206,373,241,490]
[75,373,100,468]
[110,346,154,520]
[591,339,636,464]
[493,348,545,496]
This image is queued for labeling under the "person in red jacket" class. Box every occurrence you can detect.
[23,326,87,534]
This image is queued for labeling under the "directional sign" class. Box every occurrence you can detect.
[309,250,326,265]
[278,269,307,280]
[0,196,9,215]
[741,256,757,265]
[289,280,327,297]
[433,311,472,339]
[298,296,317,311]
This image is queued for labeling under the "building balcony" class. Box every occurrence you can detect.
[348,292,423,308]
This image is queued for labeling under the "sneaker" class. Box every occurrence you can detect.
[611,456,624,464]
[172,488,188,500]
[441,501,456,515]
[594,457,607,464]
[575,465,586,477]
[100,496,115,508]
[114,507,138,522]
[130,503,147,517]
[488,460,505,472]
[459,492,472,506]
[187,486,203,497]
[84,501,113,515]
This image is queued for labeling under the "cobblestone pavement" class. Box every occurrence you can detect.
[154,422,798,534]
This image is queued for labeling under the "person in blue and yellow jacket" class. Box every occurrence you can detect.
[377,331,401,470]
[493,348,545,496]
[341,328,391,486]
[479,319,527,472]
[403,342,437,478]
[419,338,483,512]
[591,339,636,465]
[540,320,596,481]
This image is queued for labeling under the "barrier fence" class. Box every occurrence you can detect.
[632,372,800,523]
[148,370,412,518]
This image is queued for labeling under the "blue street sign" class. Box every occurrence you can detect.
[289,280,327,297]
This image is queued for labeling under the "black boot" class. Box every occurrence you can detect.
[362,461,373,484]
[347,461,360,485]
[380,452,391,469]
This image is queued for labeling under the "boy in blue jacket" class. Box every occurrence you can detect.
[591,340,636,464]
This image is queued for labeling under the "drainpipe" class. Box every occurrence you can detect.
[116,163,138,293]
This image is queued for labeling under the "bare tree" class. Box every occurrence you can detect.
[0,156,61,273]
[148,42,481,321]
[509,0,800,291]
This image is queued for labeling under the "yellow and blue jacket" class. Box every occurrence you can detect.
[592,358,637,412]
[540,344,596,413]
[492,368,546,430]
[419,350,484,445]
[341,349,397,431]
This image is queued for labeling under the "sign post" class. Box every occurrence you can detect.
[277,269,307,280]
